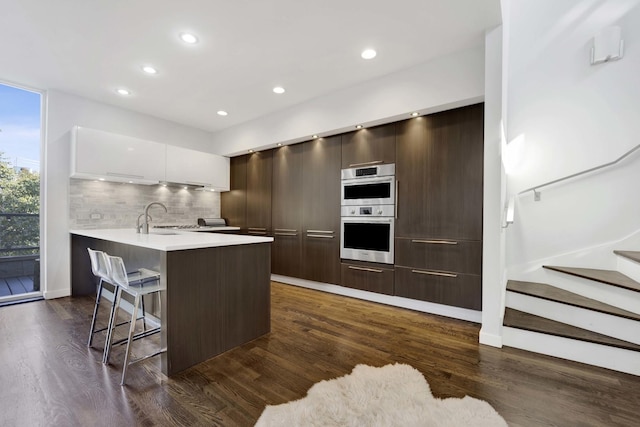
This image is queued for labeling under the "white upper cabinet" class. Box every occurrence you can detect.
[166,145,230,191]
[71,126,165,184]
[70,126,230,190]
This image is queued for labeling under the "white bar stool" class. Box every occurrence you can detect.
[87,248,115,348]
[103,254,165,385]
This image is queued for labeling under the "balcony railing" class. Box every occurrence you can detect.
[0,213,40,297]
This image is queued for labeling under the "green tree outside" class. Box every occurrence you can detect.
[0,152,40,255]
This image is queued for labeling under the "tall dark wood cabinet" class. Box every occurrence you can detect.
[221,155,248,233]
[341,123,396,168]
[301,136,342,284]
[271,144,303,277]
[394,103,484,310]
[246,150,273,236]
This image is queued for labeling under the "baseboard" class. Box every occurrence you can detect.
[271,274,482,323]
[43,288,71,299]
[503,326,640,376]
[479,329,503,347]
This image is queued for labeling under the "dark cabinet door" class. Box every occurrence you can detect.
[396,104,484,240]
[341,123,396,168]
[271,144,303,277]
[221,155,247,233]
[246,150,273,235]
[302,136,342,284]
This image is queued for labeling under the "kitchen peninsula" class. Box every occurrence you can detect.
[70,229,272,375]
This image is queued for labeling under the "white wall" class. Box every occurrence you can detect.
[504,0,640,275]
[43,90,217,299]
[211,47,486,156]
[480,25,506,348]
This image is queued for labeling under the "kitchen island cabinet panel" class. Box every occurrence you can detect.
[246,150,273,235]
[341,123,396,168]
[302,136,342,285]
[272,144,303,277]
[221,155,248,233]
[164,243,270,373]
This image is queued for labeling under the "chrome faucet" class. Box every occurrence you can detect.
[138,202,167,234]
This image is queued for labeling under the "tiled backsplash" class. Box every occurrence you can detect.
[69,179,220,230]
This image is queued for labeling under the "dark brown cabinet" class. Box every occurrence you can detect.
[246,150,273,236]
[395,104,483,240]
[394,266,482,310]
[341,123,396,168]
[394,103,484,309]
[221,155,248,233]
[220,103,485,308]
[301,136,342,284]
[341,261,394,295]
[271,144,303,277]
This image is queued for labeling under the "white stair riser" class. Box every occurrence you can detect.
[535,271,640,314]
[506,292,640,345]
[617,256,640,284]
[503,327,640,376]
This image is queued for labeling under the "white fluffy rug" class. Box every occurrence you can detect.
[255,363,508,427]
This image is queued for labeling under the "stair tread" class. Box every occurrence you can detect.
[507,280,640,321]
[543,266,640,293]
[614,250,640,264]
[503,308,640,352]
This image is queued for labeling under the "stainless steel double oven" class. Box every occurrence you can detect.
[340,163,395,264]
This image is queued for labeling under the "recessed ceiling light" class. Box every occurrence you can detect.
[217,110,228,116]
[277,143,282,147]
[180,32,198,44]
[99,178,105,181]
[248,149,254,153]
[183,186,188,190]
[355,125,363,129]
[361,49,377,59]
[411,112,419,117]
[142,66,157,75]
[312,134,319,139]
[273,86,285,94]
[128,181,133,184]
[116,88,131,96]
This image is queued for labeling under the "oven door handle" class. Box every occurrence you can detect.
[342,176,395,185]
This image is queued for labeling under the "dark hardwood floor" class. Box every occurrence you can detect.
[1,282,638,426]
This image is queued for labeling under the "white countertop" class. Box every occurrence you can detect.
[70,228,272,251]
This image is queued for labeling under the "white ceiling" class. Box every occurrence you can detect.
[0,0,501,134]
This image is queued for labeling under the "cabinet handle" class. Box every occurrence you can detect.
[274,228,297,232]
[248,231,267,235]
[411,239,458,245]
[307,234,334,239]
[274,232,297,236]
[411,269,458,278]
[106,172,145,179]
[306,230,334,234]
[248,227,267,231]
[348,266,383,273]
[349,160,383,167]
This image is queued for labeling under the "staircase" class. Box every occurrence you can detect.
[502,251,640,376]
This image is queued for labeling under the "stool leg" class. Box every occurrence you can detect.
[87,279,104,347]
[103,285,121,365]
[121,293,140,386]
[141,295,147,332]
